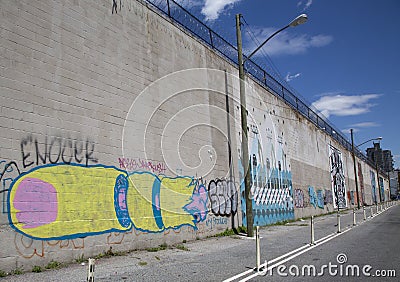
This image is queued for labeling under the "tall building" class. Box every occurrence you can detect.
[389,169,400,199]
[366,142,394,172]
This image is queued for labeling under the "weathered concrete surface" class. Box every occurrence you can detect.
[0,0,389,272]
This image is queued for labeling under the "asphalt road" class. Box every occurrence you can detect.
[1,203,398,282]
[247,203,400,282]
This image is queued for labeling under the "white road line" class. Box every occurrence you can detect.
[224,205,395,282]
[239,228,352,281]
[267,232,335,265]
[223,233,337,282]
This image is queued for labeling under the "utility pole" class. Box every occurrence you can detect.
[234,13,307,238]
[376,161,382,203]
[350,129,360,209]
[236,14,254,237]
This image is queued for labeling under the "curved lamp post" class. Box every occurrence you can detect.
[350,129,382,209]
[236,13,308,237]
[244,14,308,64]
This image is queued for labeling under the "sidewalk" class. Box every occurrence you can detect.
[1,204,395,282]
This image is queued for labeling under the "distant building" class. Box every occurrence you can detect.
[366,142,394,172]
[389,169,400,199]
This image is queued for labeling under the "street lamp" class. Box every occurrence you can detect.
[350,129,382,209]
[244,14,308,64]
[236,13,308,237]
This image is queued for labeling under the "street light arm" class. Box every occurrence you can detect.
[356,137,382,148]
[243,13,308,64]
[243,25,289,64]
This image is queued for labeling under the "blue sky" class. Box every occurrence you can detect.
[176,0,400,168]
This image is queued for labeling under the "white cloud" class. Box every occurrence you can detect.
[285,72,301,82]
[244,27,333,56]
[201,0,241,21]
[348,122,380,128]
[174,0,203,9]
[311,94,381,118]
[304,0,313,10]
[297,0,313,11]
[342,122,380,134]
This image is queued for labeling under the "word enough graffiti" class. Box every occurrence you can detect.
[20,135,97,168]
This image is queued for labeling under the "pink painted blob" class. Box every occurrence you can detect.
[184,184,208,222]
[13,177,58,229]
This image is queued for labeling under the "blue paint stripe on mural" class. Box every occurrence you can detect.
[152,177,164,230]
[8,227,132,242]
[114,174,132,228]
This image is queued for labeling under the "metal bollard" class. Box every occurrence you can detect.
[337,210,341,233]
[87,258,95,282]
[310,216,315,245]
[256,226,261,271]
[363,206,366,220]
[353,208,356,226]
[370,207,373,217]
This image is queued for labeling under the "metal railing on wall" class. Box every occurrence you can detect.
[144,0,373,165]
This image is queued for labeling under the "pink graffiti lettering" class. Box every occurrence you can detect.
[118,158,167,174]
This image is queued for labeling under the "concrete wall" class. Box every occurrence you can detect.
[0,0,389,272]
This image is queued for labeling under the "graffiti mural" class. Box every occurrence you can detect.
[14,233,45,259]
[1,161,21,213]
[294,189,305,208]
[379,177,385,202]
[239,111,294,226]
[357,163,365,205]
[308,186,317,208]
[370,170,377,204]
[118,157,167,175]
[324,189,333,205]
[205,216,228,229]
[329,145,347,209]
[317,190,324,209]
[7,164,208,240]
[348,191,356,205]
[20,134,98,168]
[208,178,238,216]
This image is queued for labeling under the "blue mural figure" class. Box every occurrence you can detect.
[379,177,385,202]
[309,186,317,208]
[239,124,294,227]
[317,190,324,209]
[370,171,377,204]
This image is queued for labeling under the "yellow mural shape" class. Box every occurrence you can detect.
[9,165,127,239]
[160,177,195,229]
[8,164,207,240]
